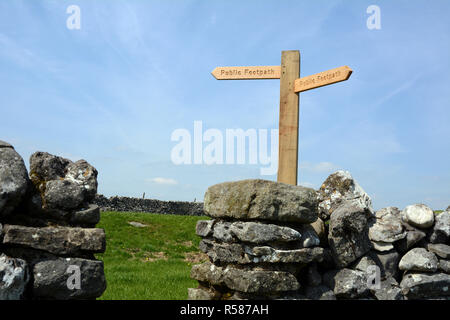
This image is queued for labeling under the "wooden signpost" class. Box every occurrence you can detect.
[211,50,352,185]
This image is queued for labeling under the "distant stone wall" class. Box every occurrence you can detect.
[94,194,205,216]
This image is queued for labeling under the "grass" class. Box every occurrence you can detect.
[95,211,209,300]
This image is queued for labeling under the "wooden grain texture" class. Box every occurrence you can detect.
[277,51,300,186]
[294,66,352,93]
[211,66,281,80]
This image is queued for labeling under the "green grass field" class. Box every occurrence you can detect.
[95,211,208,300]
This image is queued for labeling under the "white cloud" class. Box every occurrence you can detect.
[148,177,178,185]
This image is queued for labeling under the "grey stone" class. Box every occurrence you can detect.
[128,221,147,228]
[373,250,401,279]
[369,207,407,243]
[2,224,106,255]
[304,285,336,300]
[328,201,373,268]
[372,276,404,300]
[29,151,71,182]
[352,254,378,273]
[33,258,106,299]
[0,254,29,300]
[323,268,370,299]
[438,259,450,273]
[196,220,214,237]
[206,220,316,246]
[70,204,100,226]
[65,160,98,202]
[187,287,216,300]
[427,243,450,259]
[317,170,373,220]
[371,240,394,252]
[394,229,427,254]
[400,272,450,299]
[399,248,438,272]
[401,204,435,229]
[0,143,30,216]
[199,239,324,264]
[44,179,86,210]
[204,179,318,223]
[429,211,450,244]
[190,262,300,294]
[310,217,327,245]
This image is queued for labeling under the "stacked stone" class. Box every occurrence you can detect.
[188,179,325,300]
[0,141,106,300]
[189,171,450,300]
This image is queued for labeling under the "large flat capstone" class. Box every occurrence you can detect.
[204,179,318,223]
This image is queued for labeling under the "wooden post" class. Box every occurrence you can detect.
[277,50,300,185]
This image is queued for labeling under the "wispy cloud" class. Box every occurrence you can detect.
[299,161,340,173]
[147,177,178,185]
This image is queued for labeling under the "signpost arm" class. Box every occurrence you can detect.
[277,50,300,185]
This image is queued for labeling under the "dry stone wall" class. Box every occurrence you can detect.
[0,141,106,300]
[189,171,450,300]
[94,194,204,216]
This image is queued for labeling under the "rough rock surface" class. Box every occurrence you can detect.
[429,211,450,244]
[304,285,336,300]
[2,224,106,255]
[369,207,406,243]
[323,268,370,299]
[33,258,106,299]
[0,254,29,300]
[190,262,300,294]
[401,204,435,229]
[204,179,318,223]
[372,276,404,300]
[400,272,450,299]
[199,239,323,264]
[0,142,30,217]
[427,243,450,259]
[398,248,438,272]
[328,201,373,267]
[317,170,373,220]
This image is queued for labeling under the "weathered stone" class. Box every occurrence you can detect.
[0,143,30,216]
[400,272,450,299]
[29,151,71,183]
[44,179,86,210]
[295,224,321,248]
[352,253,378,273]
[0,140,13,148]
[187,287,217,300]
[323,268,370,299]
[0,254,29,300]
[369,207,406,243]
[438,259,450,273]
[317,170,373,220]
[211,220,304,244]
[196,220,214,237]
[371,241,394,252]
[33,257,106,299]
[310,217,326,245]
[399,248,438,272]
[65,160,98,202]
[190,262,300,294]
[373,250,401,279]
[199,239,324,264]
[70,204,100,226]
[401,204,435,229]
[429,211,450,244]
[2,224,106,255]
[394,229,427,254]
[304,285,336,300]
[204,179,318,223]
[427,243,450,259]
[372,276,404,300]
[328,201,373,268]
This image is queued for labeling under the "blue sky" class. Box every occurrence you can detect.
[1,0,449,210]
